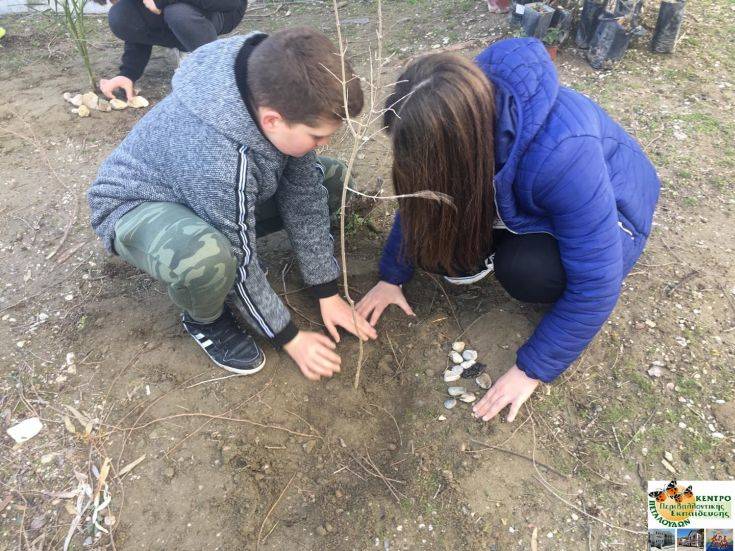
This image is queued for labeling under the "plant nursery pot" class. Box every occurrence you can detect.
[550,7,572,42]
[651,0,686,53]
[545,44,558,61]
[508,0,534,26]
[575,0,607,49]
[587,13,633,69]
[521,2,555,39]
[487,0,510,14]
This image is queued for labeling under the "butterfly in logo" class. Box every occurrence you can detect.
[673,485,693,503]
[665,479,678,497]
[648,489,667,502]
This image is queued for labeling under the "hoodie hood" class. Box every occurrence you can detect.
[171,33,278,156]
[475,38,559,228]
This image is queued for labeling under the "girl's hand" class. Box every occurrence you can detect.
[355,281,415,326]
[472,365,540,422]
[99,76,135,101]
[283,331,341,381]
[319,295,377,343]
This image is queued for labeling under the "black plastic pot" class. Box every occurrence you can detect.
[575,0,607,49]
[587,13,632,69]
[614,0,643,25]
[550,7,572,42]
[651,0,686,53]
[522,2,555,39]
[508,0,534,26]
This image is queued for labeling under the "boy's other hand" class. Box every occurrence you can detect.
[355,281,415,327]
[99,76,134,101]
[283,331,341,381]
[319,294,377,343]
[142,0,161,14]
[472,365,539,423]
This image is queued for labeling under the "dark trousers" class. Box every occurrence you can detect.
[492,230,566,304]
[108,0,240,81]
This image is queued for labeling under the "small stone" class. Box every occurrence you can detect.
[444,399,457,410]
[63,92,83,106]
[77,105,91,118]
[678,422,686,429]
[447,386,466,397]
[97,98,111,112]
[443,369,461,383]
[387,442,397,451]
[127,95,149,108]
[476,373,492,389]
[83,536,93,547]
[661,459,676,474]
[647,366,663,378]
[666,382,675,391]
[81,91,99,110]
[711,432,725,439]
[449,351,463,364]
[461,362,485,378]
[664,451,673,462]
[459,393,476,403]
[437,415,446,421]
[642,447,648,456]
[316,525,327,537]
[451,341,465,353]
[462,349,478,361]
[459,359,475,369]
[110,98,128,110]
[571,513,579,521]
[7,417,43,443]
[644,319,657,328]
[325,523,334,533]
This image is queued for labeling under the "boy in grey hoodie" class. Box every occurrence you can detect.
[88,28,377,380]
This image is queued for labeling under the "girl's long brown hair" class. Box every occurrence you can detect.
[384,53,496,276]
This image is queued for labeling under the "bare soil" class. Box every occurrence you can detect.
[1,1,734,550]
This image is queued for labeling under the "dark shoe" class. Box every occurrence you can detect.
[182,307,265,375]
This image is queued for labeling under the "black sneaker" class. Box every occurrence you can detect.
[182,307,266,375]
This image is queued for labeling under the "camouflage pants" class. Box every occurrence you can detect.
[113,156,347,323]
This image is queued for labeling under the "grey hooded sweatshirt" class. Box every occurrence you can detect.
[87,33,340,346]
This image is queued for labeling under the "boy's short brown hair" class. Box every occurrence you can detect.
[246,27,364,126]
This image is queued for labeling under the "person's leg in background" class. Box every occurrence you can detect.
[162,3,224,53]
[113,202,265,373]
[493,230,566,304]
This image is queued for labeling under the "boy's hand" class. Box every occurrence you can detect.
[283,331,341,381]
[319,294,377,343]
[142,0,161,14]
[99,76,135,101]
[472,365,539,422]
[355,281,415,326]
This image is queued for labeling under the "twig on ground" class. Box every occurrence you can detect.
[527,408,646,535]
[369,402,402,448]
[257,472,297,550]
[466,440,569,479]
[426,273,461,331]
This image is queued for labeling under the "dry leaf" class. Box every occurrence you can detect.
[63,415,76,434]
[118,454,146,477]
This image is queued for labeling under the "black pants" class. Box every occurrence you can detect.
[108,0,243,82]
[492,230,566,304]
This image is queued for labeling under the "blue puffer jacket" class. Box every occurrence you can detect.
[379,38,660,383]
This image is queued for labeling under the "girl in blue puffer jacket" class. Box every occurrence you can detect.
[356,38,660,422]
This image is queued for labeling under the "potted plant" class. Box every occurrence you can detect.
[542,27,564,60]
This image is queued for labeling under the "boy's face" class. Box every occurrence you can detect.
[259,109,342,157]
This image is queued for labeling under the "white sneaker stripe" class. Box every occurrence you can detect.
[195,333,205,339]
[200,339,213,348]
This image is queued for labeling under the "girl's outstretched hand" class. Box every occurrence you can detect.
[355,281,415,326]
[319,294,377,343]
[472,365,539,422]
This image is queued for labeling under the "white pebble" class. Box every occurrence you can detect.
[451,341,465,353]
[462,349,478,361]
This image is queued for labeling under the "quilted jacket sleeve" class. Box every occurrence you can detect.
[516,136,623,382]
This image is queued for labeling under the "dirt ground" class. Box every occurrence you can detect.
[1,0,734,549]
